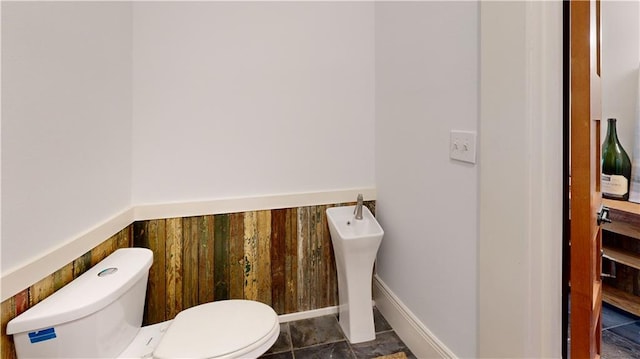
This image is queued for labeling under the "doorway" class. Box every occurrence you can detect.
[562,1,640,357]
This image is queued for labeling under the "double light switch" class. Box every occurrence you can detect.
[449,130,477,164]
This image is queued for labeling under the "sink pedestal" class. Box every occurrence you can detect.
[326,205,384,344]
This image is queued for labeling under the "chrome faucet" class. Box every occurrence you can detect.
[354,193,364,220]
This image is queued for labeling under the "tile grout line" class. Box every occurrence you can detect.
[285,321,295,359]
[286,321,294,357]
[376,329,395,335]
[602,321,639,331]
[333,314,359,359]
[342,332,357,359]
[294,338,348,350]
[603,329,640,349]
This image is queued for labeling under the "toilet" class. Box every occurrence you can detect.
[6,248,280,359]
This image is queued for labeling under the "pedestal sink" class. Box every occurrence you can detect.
[326,204,384,343]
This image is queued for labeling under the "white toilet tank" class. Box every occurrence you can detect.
[7,248,153,358]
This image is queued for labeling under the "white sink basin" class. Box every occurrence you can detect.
[326,205,384,241]
[326,204,384,343]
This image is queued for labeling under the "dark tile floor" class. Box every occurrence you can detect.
[260,308,415,359]
[264,304,640,359]
[602,303,640,358]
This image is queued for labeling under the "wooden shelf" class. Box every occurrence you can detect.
[603,199,640,239]
[603,198,640,215]
[603,284,640,318]
[600,199,640,317]
[602,220,640,240]
[602,246,640,270]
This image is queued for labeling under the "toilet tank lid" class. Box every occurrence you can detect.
[6,248,153,335]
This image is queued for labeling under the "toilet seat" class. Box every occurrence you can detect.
[153,300,279,359]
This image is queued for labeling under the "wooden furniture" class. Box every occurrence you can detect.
[602,198,640,317]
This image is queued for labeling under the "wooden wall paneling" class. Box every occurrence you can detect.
[132,215,148,312]
[13,291,28,318]
[270,209,287,314]
[53,263,74,292]
[116,225,132,249]
[28,274,55,307]
[146,219,167,324]
[133,220,146,248]
[1,297,16,359]
[90,233,116,266]
[310,205,320,310]
[197,216,215,304]
[73,251,93,279]
[165,218,183,320]
[297,206,310,311]
[331,204,339,306]
[309,204,329,309]
[86,226,132,273]
[0,290,26,358]
[229,213,245,300]
[244,212,258,300]
[365,200,376,216]
[317,205,326,308]
[182,217,199,310]
[322,204,337,307]
[214,214,230,301]
[307,206,316,310]
[296,207,305,311]
[284,207,298,314]
[319,205,330,308]
[256,210,272,305]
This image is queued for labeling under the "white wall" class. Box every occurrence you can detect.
[478,2,563,357]
[1,2,132,273]
[131,2,375,205]
[602,0,640,152]
[374,2,479,357]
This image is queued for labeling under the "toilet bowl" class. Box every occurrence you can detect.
[119,300,280,359]
[6,248,279,359]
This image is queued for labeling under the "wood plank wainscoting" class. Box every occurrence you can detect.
[0,201,374,359]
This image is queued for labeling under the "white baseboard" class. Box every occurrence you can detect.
[278,305,339,323]
[373,275,457,359]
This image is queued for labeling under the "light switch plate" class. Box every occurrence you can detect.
[450,130,477,164]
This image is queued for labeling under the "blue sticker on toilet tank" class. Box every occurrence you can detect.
[28,328,56,343]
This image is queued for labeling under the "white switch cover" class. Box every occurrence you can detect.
[450,130,477,164]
